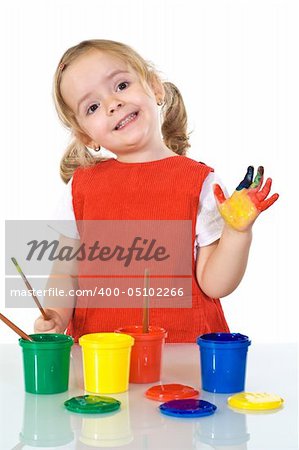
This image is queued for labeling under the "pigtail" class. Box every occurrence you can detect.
[60,139,107,183]
[161,82,190,155]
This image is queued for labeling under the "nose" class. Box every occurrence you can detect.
[107,99,123,115]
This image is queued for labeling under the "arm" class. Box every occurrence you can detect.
[196,166,278,298]
[196,226,252,298]
[34,234,80,334]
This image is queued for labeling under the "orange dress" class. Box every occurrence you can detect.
[67,156,229,342]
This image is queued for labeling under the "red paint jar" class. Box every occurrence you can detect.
[115,326,167,383]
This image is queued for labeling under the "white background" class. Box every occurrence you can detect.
[1,0,298,343]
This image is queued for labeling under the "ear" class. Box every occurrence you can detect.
[74,130,99,150]
[148,72,165,104]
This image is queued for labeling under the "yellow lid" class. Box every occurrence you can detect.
[227,392,284,411]
[79,333,134,349]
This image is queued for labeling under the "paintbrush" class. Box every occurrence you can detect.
[142,268,150,333]
[0,312,33,341]
[11,257,49,320]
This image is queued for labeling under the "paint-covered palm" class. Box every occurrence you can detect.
[213,166,279,231]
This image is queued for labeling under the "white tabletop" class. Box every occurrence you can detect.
[0,342,297,450]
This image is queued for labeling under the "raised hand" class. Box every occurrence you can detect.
[213,166,279,231]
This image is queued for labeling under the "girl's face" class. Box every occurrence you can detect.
[60,50,164,156]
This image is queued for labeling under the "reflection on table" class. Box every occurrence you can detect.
[1,342,297,449]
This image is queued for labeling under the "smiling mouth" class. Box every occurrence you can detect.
[114,112,138,130]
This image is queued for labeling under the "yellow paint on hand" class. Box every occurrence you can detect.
[218,190,258,231]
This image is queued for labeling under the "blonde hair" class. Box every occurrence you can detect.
[53,39,190,183]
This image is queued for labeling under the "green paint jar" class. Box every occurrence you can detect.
[19,334,73,394]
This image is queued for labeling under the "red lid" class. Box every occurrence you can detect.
[145,384,200,402]
[115,325,167,341]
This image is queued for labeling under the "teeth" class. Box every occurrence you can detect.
[116,113,136,130]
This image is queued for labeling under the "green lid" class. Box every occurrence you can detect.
[19,333,73,350]
[64,395,121,414]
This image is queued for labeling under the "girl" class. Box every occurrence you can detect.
[34,39,278,342]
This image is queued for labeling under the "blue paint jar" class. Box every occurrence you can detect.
[196,333,251,393]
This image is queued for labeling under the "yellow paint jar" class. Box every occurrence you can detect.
[79,333,134,394]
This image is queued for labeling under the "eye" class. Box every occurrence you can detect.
[117,81,129,91]
[87,103,100,115]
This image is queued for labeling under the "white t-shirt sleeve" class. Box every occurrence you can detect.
[195,172,228,247]
[50,177,80,239]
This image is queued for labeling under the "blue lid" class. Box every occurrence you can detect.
[196,333,251,349]
[159,399,217,418]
